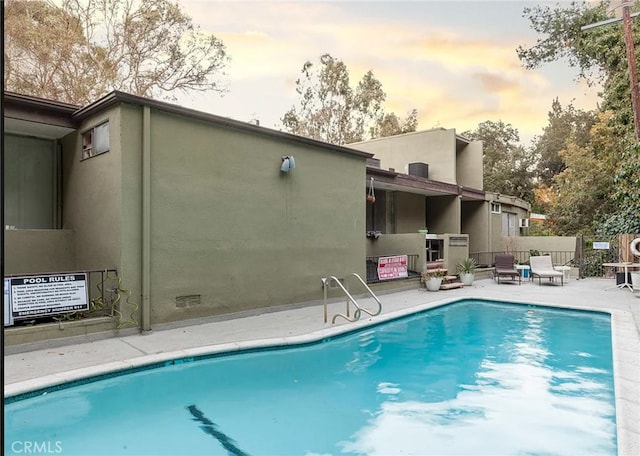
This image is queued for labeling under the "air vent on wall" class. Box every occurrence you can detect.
[408,162,429,178]
[176,295,201,308]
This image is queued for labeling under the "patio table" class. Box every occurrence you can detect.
[602,262,640,292]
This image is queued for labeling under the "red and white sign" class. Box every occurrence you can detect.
[377,255,408,280]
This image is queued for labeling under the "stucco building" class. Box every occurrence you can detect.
[3,91,529,345]
[354,129,530,275]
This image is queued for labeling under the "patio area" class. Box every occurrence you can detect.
[4,276,640,454]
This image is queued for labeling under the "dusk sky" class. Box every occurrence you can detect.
[176,1,605,145]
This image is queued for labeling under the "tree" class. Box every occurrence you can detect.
[377,109,419,138]
[518,0,640,232]
[533,99,597,186]
[281,54,417,145]
[549,112,618,235]
[596,139,640,234]
[517,0,640,134]
[4,0,229,104]
[532,184,555,216]
[462,120,535,202]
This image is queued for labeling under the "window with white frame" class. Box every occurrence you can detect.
[491,202,501,214]
[82,121,110,159]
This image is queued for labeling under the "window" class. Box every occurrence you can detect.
[4,134,56,229]
[502,212,518,236]
[491,202,501,214]
[82,121,110,159]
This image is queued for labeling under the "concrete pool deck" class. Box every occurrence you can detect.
[4,277,640,454]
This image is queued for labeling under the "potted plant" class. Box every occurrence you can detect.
[422,269,445,291]
[456,257,477,286]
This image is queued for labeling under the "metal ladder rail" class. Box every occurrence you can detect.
[321,276,364,324]
[322,274,383,323]
[348,273,382,318]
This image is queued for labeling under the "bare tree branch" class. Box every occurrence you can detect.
[4,0,230,104]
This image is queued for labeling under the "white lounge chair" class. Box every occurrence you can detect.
[530,256,564,286]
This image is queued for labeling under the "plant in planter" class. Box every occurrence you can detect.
[456,257,477,286]
[422,269,445,291]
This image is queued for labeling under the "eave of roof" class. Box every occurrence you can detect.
[73,91,373,160]
[3,92,80,131]
[4,91,80,114]
[367,166,486,200]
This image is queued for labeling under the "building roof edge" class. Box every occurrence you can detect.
[73,91,373,160]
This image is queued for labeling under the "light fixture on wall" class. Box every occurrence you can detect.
[280,155,296,172]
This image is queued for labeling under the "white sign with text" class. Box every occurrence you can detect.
[10,274,89,319]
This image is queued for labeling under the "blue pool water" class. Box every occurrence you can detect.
[5,300,616,455]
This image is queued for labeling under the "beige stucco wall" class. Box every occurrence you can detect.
[366,233,469,274]
[427,196,460,233]
[489,212,504,253]
[461,201,488,254]
[351,129,457,184]
[456,140,483,189]
[482,193,531,253]
[442,233,470,273]
[4,230,76,274]
[504,236,577,254]
[500,204,529,227]
[395,193,425,233]
[366,233,427,272]
[142,108,366,324]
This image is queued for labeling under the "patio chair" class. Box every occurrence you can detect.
[530,255,564,286]
[494,254,521,284]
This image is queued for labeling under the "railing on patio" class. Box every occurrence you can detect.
[366,254,420,283]
[470,251,576,269]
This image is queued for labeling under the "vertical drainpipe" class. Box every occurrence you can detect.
[56,143,63,229]
[488,194,493,256]
[141,106,151,332]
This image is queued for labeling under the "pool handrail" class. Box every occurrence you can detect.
[321,273,382,324]
[348,273,383,318]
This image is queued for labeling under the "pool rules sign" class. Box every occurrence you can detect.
[9,274,89,320]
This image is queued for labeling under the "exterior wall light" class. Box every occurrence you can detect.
[280,155,295,172]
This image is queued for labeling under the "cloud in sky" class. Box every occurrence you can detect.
[178,1,602,145]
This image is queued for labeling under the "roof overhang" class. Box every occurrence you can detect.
[4,117,76,139]
[4,90,374,161]
[74,91,374,160]
[367,166,485,201]
[3,92,79,139]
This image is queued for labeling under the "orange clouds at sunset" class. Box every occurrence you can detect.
[177,1,601,145]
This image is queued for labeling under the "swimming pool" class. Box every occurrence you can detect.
[5,299,616,455]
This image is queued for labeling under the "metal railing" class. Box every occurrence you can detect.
[322,273,383,324]
[470,251,576,268]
